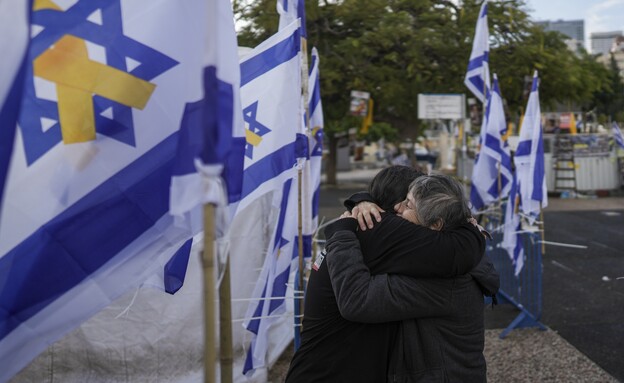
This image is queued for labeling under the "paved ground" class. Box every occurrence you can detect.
[282,167,624,382]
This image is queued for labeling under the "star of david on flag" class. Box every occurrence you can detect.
[244,101,273,159]
[19,0,178,166]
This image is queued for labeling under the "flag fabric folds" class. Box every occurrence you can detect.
[514,70,548,222]
[277,0,307,38]
[0,1,237,380]
[464,0,490,103]
[243,177,304,375]
[238,20,304,376]
[470,74,513,211]
[502,174,525,276]
[613,122,624,150]
[235,20,302,216]
[0,0,31,214]
[307,47,324,241]
[169,0,245,217]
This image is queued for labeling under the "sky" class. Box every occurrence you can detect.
[525,0,624,49]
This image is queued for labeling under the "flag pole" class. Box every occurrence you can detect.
[295,34,310,350]
[202,203,217,383]
[219,250,233,383]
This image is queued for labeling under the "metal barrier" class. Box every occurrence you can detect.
[482,211,547,339]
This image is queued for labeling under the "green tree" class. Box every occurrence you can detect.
[234,0,615,184]
[592,53,624,122]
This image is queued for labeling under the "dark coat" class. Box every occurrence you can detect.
[325,229,500,383]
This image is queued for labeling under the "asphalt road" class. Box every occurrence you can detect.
[318,182,624,381]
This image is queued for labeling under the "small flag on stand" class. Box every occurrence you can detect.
[502,174,525,275]
[613,122,624,150]
[464,0,490,103]
[514,70,547,222]
[470,74,513,211]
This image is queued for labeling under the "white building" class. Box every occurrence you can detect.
[591,31,623,55]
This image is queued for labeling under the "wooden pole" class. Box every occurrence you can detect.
[219,255,233,383]
[201,203,217,383]
[294,35,310,348]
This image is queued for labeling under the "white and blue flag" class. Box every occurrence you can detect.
[170,0,245,218]
[235,20,302,215]
[243,176,304,375]
[470,74,513,211]
[514,71,547,222]
[502,174,524,276]
[612,121,624,150]
[277,0,307,38]
[0,0,239,380]
[307,47,324,241]
[464,0,490,103]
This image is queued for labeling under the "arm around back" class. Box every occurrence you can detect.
[325,230,454,323]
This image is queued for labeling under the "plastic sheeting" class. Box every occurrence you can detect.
[10,192,296,383]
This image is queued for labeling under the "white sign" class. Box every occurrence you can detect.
[350,90,370,116]
[418,94,465,120]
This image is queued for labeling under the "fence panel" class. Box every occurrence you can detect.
[482,212,547,338]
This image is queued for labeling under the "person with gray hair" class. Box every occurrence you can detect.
[286,168,497,382]
[323,172,499,382]
[400,173,473,230]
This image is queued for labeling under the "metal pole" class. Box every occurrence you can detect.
[202,203,217,383]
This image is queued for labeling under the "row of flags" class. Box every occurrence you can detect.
[466,1,624,274]
[464,0,546,275]
[241,0,327,375]
[465,1,623,276]
[0,0,323,380]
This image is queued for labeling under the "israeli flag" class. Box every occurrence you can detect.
[464,0,490,103]
[0,1,234,380]
[235,20,302,215]
[169,0,245,218]
[502,174,524,276]
[307,47,324,240]
[243,177,303,375]
[514,71,547,222]
[470,74,512,211]
[277,0,307,37]
[613,122,624,150]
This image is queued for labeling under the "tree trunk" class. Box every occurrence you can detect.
[325,134,338,185]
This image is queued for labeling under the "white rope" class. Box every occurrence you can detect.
[539,240,588,249]
[232,313,304,324]
[230,295,304,303]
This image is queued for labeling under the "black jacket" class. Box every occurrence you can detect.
[285,214,488,382]
[325,226,499,382]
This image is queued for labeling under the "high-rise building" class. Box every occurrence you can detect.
[536,19,585,45]
[591,31,623,55]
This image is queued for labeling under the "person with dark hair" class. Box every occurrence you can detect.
[285,167,497,382]
[325,173,499,382]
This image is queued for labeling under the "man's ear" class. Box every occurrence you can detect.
[431,219,443,231]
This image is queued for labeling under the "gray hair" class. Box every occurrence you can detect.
[408,173,471,230]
